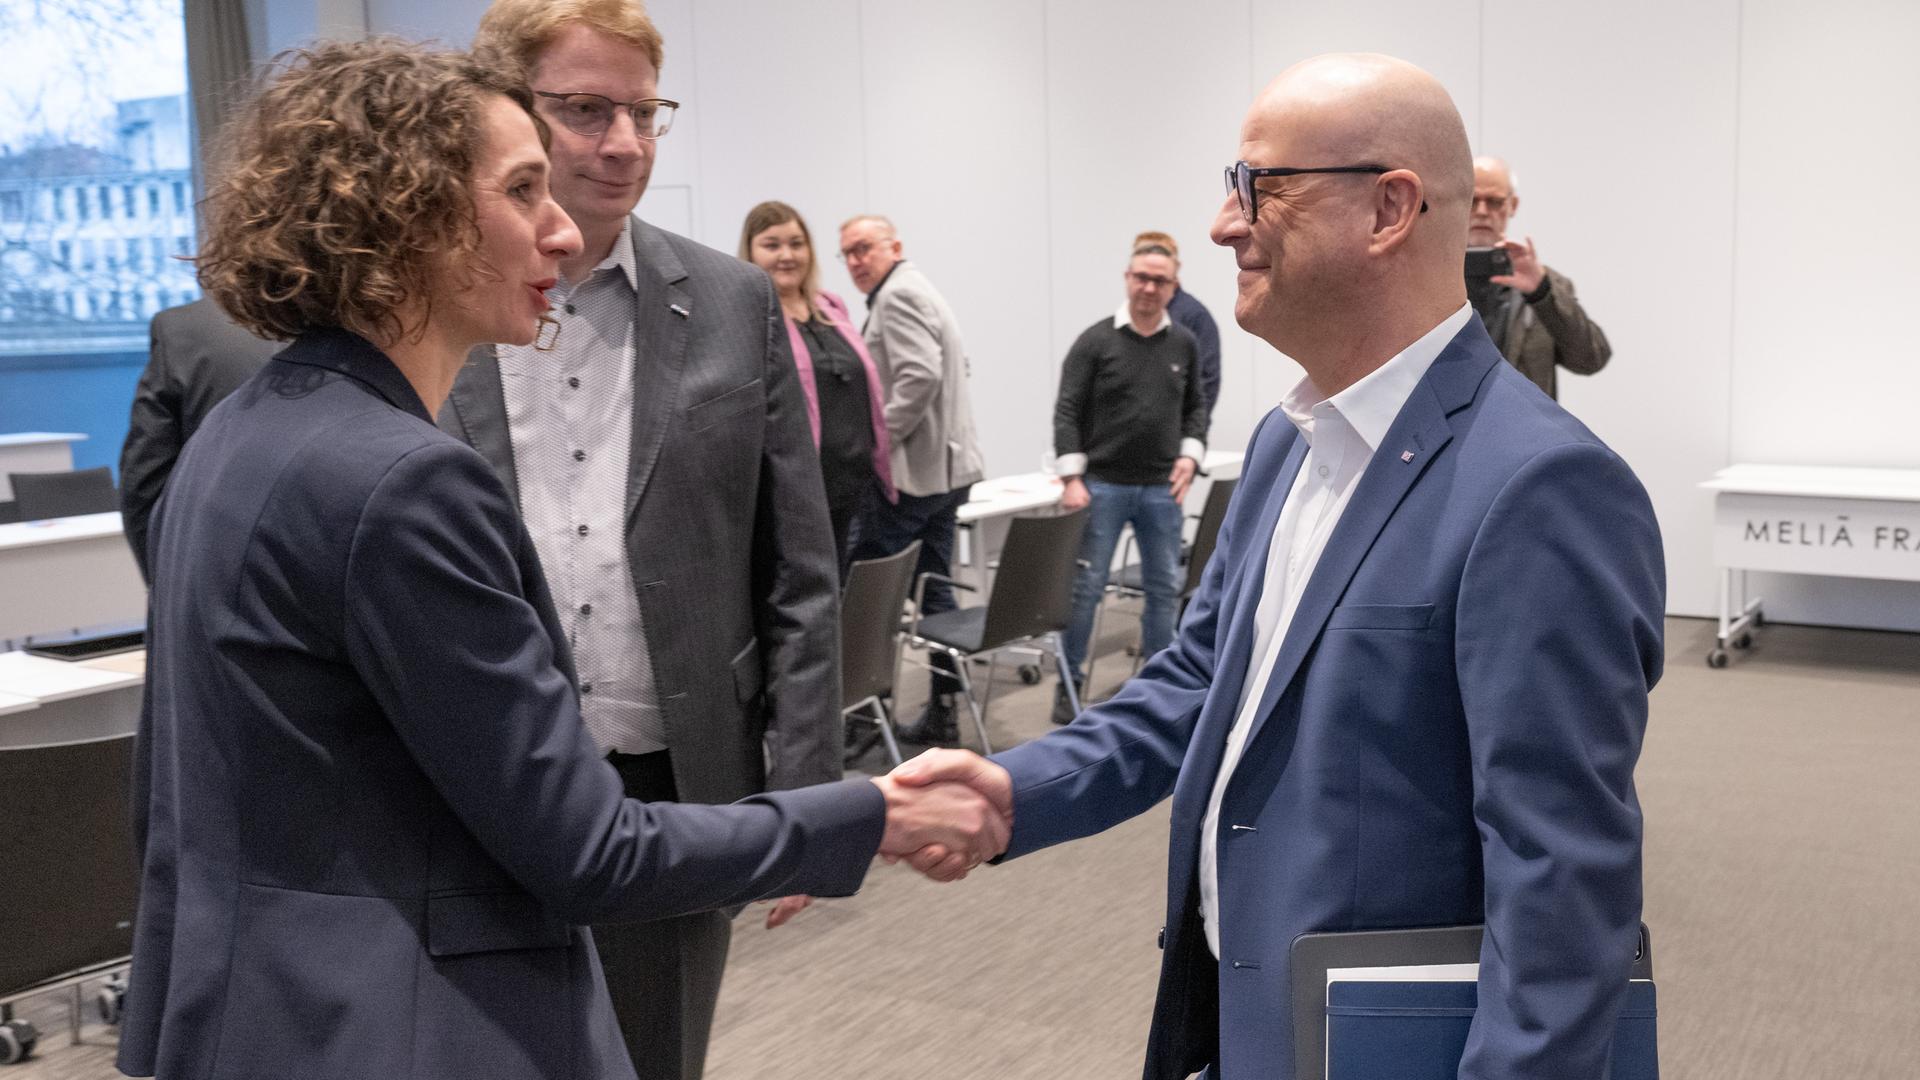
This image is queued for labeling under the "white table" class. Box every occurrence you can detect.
[955,450,1245,596]
[0,649,144,748]
[0,512,147,644]
[0,432,85,501]
[1698,464,1920,667]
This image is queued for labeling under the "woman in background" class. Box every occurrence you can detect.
[738,201,894,575]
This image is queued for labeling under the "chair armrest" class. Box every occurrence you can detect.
[910,572,978,638]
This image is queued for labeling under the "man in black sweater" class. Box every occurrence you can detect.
[1051,242,1209,722]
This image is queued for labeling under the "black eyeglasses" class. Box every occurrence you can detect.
[1224,161,1427,223]
[535,91,679,139]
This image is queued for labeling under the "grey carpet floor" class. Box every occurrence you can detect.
[11,616,1918,1079]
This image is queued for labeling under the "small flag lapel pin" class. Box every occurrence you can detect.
[1400,450,1415,463]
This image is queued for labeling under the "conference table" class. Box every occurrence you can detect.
[0,649,143,749]
[0,432,85,501]
[0,512,147,646]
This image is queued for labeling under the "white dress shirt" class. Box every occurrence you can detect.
[498,219,665,755]
[1198,303,1472,958]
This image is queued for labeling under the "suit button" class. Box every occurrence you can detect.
[579,603,592,616]
[568,376,581,389]
[577,524,589,536]
[581,682,594,694]
[573,449,586,462]
[565,303,577,315]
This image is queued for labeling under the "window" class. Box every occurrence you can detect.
[0,0,197,476]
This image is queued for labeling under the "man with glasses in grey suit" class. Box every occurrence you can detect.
[838,215,987,747]
[437,4,841,1078]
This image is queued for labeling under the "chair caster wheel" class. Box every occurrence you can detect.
[1017,664,1042,685]
[98,975,128,1025]
[1732,632,1753,650]
[0,1019,40,1064]
[1707,649,1729,669]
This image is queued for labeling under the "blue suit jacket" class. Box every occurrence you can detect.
[120,329,885,1080]
[994,319,1665,1080]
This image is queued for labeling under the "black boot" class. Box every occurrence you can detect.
[896,694,959,745]
[1052,679,1084,725]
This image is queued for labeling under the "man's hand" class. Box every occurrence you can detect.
[869,770,1009,881]
[1169,457,1198,502]
[761,894,813,929]
[1060,476,1091,511]
[886,749,1015,880]
[1490,235,1545,294]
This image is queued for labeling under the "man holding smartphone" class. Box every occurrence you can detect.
[1467,156,1612,399]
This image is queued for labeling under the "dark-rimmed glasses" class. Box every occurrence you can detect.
[535,91,679,139]
[1224,161,1427,223]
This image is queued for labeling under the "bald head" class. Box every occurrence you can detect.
[1211,53,1473,389]
[1251,53,1473,235]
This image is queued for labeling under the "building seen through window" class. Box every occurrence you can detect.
[0,0,196,474]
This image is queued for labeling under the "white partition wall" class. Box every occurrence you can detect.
[312,0,1919,631]
[1727,0,1920,631]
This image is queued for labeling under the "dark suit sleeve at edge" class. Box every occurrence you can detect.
[750,271,846,791]
[341,441,881,923]
[1455,440,1664,1080]
[119,318,184,582]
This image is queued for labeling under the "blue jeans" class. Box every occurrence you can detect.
[1062,478,1184,680]
[850,484,973,696]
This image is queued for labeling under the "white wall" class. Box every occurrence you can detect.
[271,0,1920,632]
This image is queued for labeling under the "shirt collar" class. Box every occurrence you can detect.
[864,260,903,308]
[1113,302,1172,336]
[1279,302,1471,450]
[568,217,638,292]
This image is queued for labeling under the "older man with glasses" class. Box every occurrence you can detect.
[436,4,844,1078]
[891,52,1663,1080]
[1050,239,1209,723]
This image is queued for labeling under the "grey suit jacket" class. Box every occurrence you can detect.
[1497,265,1611,400]
[861,261,986,497]
[119,298,282,581]
[439,216,843,803]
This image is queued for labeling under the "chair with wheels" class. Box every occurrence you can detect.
[9,466,118,521]
[1087,477,1238,692]
[839,540,922,766]
[904,508,1089,753]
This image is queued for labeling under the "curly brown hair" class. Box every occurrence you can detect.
[196,38,541,343]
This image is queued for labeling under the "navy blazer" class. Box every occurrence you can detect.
[994,318,1665,1080]
[121,329,885,1080]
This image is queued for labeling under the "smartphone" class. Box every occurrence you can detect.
[1464,246,1513,279]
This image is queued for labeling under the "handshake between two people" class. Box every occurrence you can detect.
[760,749,1009,930]
[870,749,1014,883]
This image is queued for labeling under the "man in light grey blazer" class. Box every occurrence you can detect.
[839,215,987,744]
[435,6,842,1078]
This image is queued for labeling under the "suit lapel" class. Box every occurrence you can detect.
[1172,433,1307,822]
[624,217,692,522]
[447,343,520,506]
[1233,331,1498,756]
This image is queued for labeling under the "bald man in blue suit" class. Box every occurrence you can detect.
[897,54,1665,1080]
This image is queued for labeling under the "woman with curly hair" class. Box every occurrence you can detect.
[121,39,993,1080]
